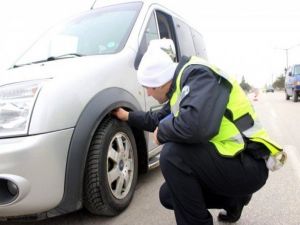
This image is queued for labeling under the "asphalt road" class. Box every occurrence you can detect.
[1,91,300,225]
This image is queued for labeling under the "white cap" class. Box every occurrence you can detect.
[137,39,178,87]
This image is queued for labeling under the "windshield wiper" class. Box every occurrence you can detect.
[46,53,85,61]
[12,53,85,68]
[12,59,49,68]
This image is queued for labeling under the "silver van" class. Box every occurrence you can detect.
[0,0,207,220]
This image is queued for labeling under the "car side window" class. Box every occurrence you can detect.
[293,65,300,75]
[134,12,159,69]
[144,12,160,45]
[156,11,178,62]
[156,11,172,39]
[173,18,195,57]
[143,10,178,59]
[135,10,178,69]
[191,28,208,59]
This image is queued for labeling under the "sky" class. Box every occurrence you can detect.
[1,0,300,88]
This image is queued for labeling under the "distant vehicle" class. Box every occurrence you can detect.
[0,0,208,221]
[285,64,300,102]
[266,86,274,93]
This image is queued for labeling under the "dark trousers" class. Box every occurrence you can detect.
[159,142,269,225]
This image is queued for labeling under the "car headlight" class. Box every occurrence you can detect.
[0,80,46,138]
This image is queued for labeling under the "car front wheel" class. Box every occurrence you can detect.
[83,117,138,216]
[293,90,298,102]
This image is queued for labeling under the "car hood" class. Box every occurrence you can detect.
[0,54,128,86]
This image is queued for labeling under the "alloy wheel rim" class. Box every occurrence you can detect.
[107,132,134,199]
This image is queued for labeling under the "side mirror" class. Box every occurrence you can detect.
[288,72,292,76]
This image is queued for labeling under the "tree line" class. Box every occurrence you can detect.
[240,74,285,92]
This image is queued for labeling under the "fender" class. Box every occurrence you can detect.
[47,87,142,217]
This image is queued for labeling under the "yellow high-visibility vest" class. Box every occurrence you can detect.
[170,56,282,157]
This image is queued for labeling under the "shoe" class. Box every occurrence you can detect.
[217,207,243,223]
[217,195,252,223]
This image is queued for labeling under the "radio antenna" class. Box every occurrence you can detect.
[90,0,97,10]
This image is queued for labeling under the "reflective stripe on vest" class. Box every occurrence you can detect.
[170,56,282,157]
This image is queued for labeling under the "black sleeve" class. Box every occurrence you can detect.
[157,65,231,144]
[127,103,171,132]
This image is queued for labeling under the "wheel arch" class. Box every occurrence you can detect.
[47,87,148,217]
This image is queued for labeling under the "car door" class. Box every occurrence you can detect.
[136,9,178,150]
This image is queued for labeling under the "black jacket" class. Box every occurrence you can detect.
[128,56,231,144]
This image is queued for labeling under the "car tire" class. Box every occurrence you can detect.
[83,117,138,216]
[286,92,290,100]
[293,90,298,102]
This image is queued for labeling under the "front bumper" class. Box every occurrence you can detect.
[295,85,300,91]
[0,129,73,217]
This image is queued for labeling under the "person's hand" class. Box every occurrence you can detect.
[112,108,129,121]
[153,127,160,145]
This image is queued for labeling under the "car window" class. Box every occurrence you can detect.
[191,28,208,59]
[156,12,172,39]
[155,11,178,61]
[294,65,300,75]
[135,10,179,68]
[144,12,160,46]
[134,12,160,69]
[15,2,142,66]
[173,18,195,57]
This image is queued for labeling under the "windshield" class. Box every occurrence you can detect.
[294,65,300,75]
[14,2,142,66]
